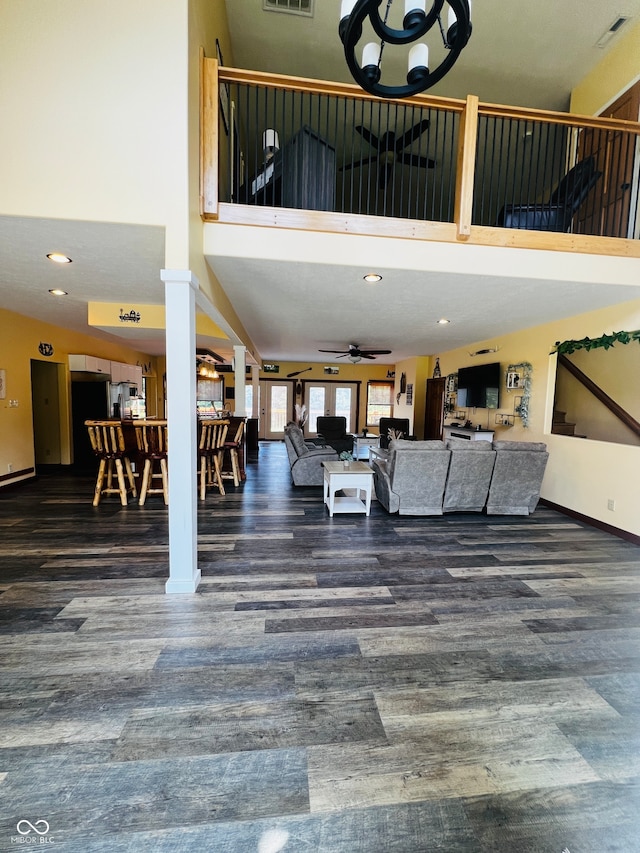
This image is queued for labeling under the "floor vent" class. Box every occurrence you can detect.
[263,0,314,17]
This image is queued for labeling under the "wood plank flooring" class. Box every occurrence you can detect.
[1,441,639,852]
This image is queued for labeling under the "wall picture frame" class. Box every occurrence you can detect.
[506,371,522,390]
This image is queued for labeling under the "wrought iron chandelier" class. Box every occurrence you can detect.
[339,0,472,99]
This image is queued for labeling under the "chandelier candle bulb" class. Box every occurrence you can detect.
[362,41,381,69]
[262,129,279,159]
[408,43,429,79]
[405,0,426,27]
[340,0,357,20]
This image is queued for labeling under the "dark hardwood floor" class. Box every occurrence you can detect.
[1,441,639,852]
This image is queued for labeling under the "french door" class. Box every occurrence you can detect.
[259,380,291,440]
[304,382,358,434]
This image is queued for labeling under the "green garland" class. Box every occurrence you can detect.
[506,362,532,427]
[552,329,640,356]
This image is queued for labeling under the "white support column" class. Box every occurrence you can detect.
[162,269,200,594]
[233,345,247,416]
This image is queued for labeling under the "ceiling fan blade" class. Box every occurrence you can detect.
[318,349,349,354]
[360,353,378,359]
[339,156,380,172]
[395,118,430,153]
[360,349,392,355]
[355,125,381,150]
[399,153,436,169]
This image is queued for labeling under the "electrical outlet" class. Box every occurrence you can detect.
[7,463,13,474]
[607,498,616,511]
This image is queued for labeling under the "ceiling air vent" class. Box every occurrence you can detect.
[263,0,314,17]
[595,14,630,48]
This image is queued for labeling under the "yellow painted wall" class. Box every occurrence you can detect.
[0,0,190,267]
[393,357,431,438]
[434,298,640,536]
[0,308,159,485]
[570,19,640,115]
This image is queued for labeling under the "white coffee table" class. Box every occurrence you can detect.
[322,460,374,517]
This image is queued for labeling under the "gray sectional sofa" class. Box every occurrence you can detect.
[283,424,339,486]
[372,437,548,516]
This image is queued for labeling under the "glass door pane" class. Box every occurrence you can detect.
[259,381,290,440]
[304,383,357,434]
[307,385,326,432]
[334,386,353,432]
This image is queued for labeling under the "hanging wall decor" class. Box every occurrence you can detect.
[506,362,532,427]
[551,329,640,356]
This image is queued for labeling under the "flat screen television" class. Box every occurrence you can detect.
[456,362,501,409]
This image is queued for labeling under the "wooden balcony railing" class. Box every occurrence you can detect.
[201,59,640,258]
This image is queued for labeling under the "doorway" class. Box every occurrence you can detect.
[304,382,358,434]
[424,377,446,439]
[70,376,110,469]
[259,380,292,440]
[31,360,62,468]
[577,81,640,238]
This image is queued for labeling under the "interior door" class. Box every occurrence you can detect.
[424,377,446,440]
[259,380,292,440]
[305,382,357,434]
[576,83,640,237]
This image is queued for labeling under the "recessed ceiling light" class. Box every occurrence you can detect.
[47,253,72,264]
[49,288,68,297]
[363,273,382,283]
[437,318,450,325]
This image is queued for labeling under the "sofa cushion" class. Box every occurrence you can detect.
[446,437,493,450]
[390,439,445,451]
[493,440,547,452]
[286,425,308,457]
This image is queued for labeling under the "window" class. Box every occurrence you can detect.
[366,381,394,426]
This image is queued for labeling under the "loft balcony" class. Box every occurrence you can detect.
[201,59,640,259]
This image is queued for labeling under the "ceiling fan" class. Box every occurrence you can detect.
[340,119,435,190]
[319,344,392,363]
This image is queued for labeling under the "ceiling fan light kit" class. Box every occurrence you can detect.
[339,0,472,99]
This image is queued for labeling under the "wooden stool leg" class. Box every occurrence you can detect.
[213,454,225,495]
[230,448,240,487]
[160,458,169,504]
[114,458,128,506]
[199,456,207,500]
[124,458,137,498]
[93,458,107,506]
[139,459,152,505]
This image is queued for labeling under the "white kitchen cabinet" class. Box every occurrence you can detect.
[110,362,143,388]
[68,354,112,375]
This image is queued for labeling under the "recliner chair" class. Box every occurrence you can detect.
[496,156,602,233]
[378,417,412,449]
[315,416,355,455]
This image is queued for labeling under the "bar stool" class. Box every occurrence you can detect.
[85,420,137,506]
[198,419,229,499]
[222,420,245,487]
[134,420,169,505]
